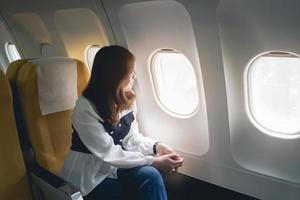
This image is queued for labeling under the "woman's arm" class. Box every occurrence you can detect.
[122,117,184,172]
[122,116,157,155]
[72,99,154,168]
[122,104,183,161]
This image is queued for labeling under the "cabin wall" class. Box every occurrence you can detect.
[0,0,300,199]
[218,0,300,186]
[0,14,19,71]
[102,0,300,199]
[0,0,114,61]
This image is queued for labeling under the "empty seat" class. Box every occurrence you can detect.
[7,57,90,175]
[0,69,32,200]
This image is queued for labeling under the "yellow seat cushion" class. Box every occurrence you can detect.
[0,70,32,200]
[6,60,28,84]
[16,59,89,175]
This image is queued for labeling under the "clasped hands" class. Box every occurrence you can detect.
[151,143,184,174]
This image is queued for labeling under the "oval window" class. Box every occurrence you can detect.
[85,45,101,69]
[246,52,300,138]
[5,42,21,63]
[150,49,199,117]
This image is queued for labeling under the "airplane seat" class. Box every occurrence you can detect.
[0,69,32,200]
[6,57,89,200]
[13,57,90,175]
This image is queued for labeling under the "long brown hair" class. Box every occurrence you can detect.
[83,45,136,125]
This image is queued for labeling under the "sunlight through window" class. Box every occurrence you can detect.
[5,43,21,63]
[151,49,199,117]
[85,45,101,69]
[246,52,300,138]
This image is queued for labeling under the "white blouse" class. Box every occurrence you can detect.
[59,96,156,196]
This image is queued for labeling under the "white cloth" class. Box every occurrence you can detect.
[34,58,78,115]
[59,96,156,196]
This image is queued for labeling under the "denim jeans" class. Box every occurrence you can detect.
[84,165,168,200]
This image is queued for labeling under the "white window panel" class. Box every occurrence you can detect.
[151,49,199,117]
[119,1,209,157]
[55,8,108,63]
[246,52,300,138]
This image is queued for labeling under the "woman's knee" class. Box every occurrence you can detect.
[137,166,164,184]
[118,165,165,187]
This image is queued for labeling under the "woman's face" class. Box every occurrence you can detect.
[123,71,136,92]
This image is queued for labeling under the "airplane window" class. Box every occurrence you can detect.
[150,49,199,117]
[85,45,101,69]
[5,42,21,63]
[246,52,300,139]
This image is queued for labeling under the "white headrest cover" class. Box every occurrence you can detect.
[32,57,77,115]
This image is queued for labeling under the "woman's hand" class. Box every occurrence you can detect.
[155,143,176,156]
[154,143,184,173]
[151,153,184,173]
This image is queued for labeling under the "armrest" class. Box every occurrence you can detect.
[30,165,83,200]
[33,165,67,188]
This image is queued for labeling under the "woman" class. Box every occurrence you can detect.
[60,45,183,200]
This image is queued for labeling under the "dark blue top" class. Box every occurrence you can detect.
[71,111,135,154]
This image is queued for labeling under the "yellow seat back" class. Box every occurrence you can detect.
[0,69,32,200]
[11,58,89,175]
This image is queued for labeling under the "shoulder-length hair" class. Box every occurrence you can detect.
[83,45,136,125]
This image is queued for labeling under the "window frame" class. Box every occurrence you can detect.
[149,48,199,118]
[244,51,300,139]
[85,45,102,70]
[5,42,21,63]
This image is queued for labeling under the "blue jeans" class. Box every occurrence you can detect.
[84,165,167,200]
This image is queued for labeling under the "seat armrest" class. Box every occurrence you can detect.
[30,165,83,200]
[33,165,67,188]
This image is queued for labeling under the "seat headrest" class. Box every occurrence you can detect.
[31,57,78,115]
